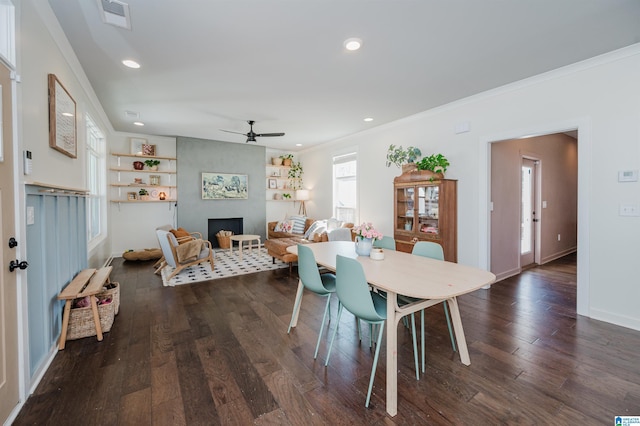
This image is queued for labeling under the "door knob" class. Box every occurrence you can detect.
[9,260,28,272]
[8,237,18,248]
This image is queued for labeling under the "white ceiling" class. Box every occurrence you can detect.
[48,0,640,151]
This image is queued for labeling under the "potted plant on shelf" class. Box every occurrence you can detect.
[386,145,422,173]
[271,156,283,166]
[138,188,149,201]
[287,161,303,190]
[282,193,291,200]
[280,153,294,166]
[144,159,160,171]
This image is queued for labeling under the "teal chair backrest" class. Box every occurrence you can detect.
[298,245,332,295]
[335,255,385,322]
[412,241,444,260]
[373,236,396,250]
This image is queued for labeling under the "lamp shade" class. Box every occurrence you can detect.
[296,189,310,201]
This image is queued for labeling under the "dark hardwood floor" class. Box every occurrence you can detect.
[13,252,640,425]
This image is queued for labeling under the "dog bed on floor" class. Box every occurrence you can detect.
[122,248,162,261]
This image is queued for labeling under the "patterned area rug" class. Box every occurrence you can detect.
[160,246,289,286]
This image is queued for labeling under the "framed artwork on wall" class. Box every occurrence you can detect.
[202,172,248,200]
[268,178,277,189]
[48,74,77,158]
[142,143,156,156]
[130,138,147,155]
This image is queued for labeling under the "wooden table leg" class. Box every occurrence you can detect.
[58,300,73,350]
[90,295,104,342]
[447,297,470,365]
[386,291,399,417]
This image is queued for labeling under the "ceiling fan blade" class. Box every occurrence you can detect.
[255,132,285,137]
[220,129,248,136]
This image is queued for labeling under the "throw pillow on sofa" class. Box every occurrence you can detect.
[304,220,327,240]
[274,220,293,233]
[288,215,307,234]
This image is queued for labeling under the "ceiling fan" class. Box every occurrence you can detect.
[220,120,285,143]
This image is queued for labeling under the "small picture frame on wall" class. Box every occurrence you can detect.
[48,74,77,158]
[127,192,137,201]
[142,143,156,156]
[130,138,146,155]
[268,178,277,189]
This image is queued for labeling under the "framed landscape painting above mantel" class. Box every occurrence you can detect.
[48,74,77,158]
[202,172,248,200]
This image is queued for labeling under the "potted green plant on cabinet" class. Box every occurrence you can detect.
[416,153,450,178]
[386,145,422,173]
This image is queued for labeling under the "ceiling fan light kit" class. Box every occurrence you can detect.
[220,120,285,143]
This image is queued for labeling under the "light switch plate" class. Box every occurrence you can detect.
[618,170,638,182]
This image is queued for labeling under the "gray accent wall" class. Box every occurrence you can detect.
[176,137,266,243]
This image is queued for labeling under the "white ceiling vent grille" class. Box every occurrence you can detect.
[97,0,131,30]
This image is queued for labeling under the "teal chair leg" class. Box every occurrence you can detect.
[365,322,385,407]
[443,301,457,352]
[421,309,425,373]
[287,284,304,334]
[325,303,343,366]
[314,295,332,359]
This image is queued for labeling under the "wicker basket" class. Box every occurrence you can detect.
[66,292,116,341]
[102,282,120,315]
[216,234,232,249]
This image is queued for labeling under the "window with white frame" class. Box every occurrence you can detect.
[86,114,106,247]
[333,152,357,223]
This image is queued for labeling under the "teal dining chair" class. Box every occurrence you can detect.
[325,255,419,407]
[287,244,337,359]
[373,235,396,250]
[410,241,457,373]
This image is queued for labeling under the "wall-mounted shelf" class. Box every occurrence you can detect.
[111,152,176,161]
[110,152,177,203]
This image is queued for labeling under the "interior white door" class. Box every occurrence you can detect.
[520,158,537,267]
[0,60,20,424]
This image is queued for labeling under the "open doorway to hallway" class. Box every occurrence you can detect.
[489,132,578,283]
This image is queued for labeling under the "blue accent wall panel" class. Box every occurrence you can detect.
[25,186,87,377]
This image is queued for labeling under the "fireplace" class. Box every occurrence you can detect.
[208,217,243,248]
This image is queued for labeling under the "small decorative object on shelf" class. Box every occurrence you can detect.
[149,175,161,185]
[142,143,156,156]
[282,193,291,199]
[158,191,167,200]
[353,222,383,257]
[127,192,137,201]
[280,154,294,166]
[144,159,160,171]
[272,156,283,166]
[133,161,144,170]
[138,188,149,200]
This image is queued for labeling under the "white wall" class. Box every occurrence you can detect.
[300,44,640,331]
[109,133,177,255]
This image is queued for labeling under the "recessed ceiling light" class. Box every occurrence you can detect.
[122,59,140,69]
[133,121,144,126]
[364,117,373,122]
[344,38,362,51]
[296,143,302,147]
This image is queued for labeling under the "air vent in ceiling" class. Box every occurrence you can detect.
[98,0,131,30]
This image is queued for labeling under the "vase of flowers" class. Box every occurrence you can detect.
[353,222,383,256]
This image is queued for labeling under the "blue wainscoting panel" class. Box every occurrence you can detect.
[25,185,87,377]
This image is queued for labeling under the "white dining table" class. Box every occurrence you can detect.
[287,241,496,416]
